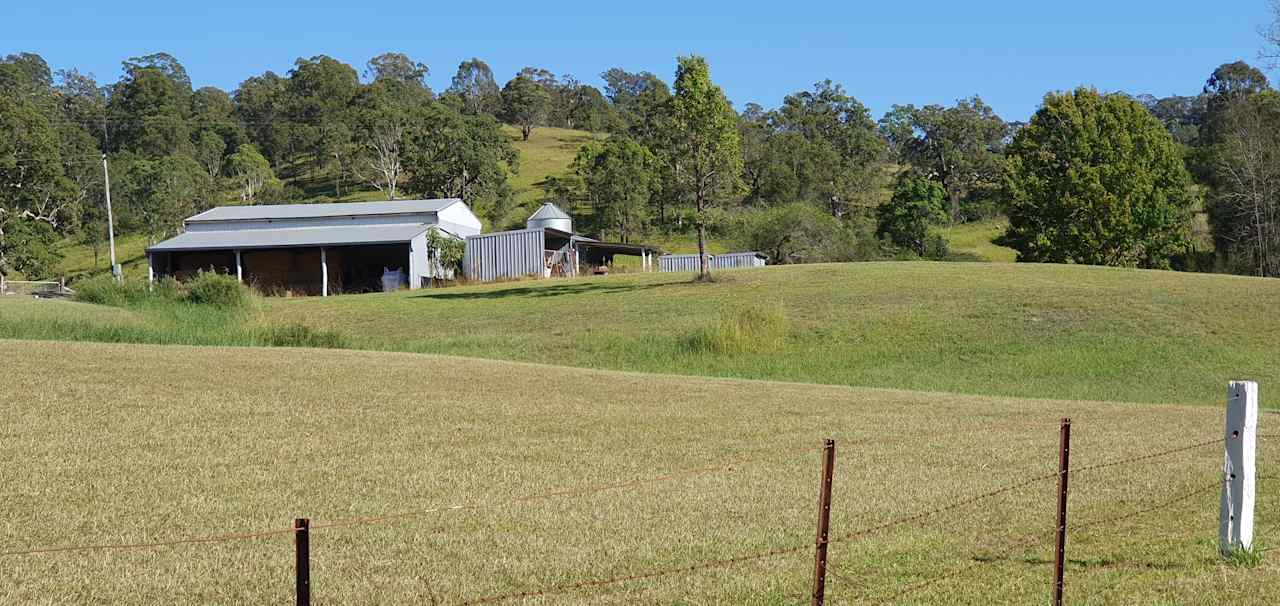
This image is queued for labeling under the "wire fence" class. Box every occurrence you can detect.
[0,418,1264,604]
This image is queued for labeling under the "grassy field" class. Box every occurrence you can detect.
[1,339,1275,604]
[942,219,1017,263]
[4,262,1280,406]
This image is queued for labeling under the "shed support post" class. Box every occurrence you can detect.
[320,247,328,298]
[147,253,154,285]
[1221,380,1258,554]
[235,250,243,283]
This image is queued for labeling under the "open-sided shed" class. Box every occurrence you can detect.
[146,199,480,296]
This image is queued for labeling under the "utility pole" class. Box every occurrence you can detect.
[101,153,119,283]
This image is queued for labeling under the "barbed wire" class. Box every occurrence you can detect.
[830,471,1059,545]
[1069,436,1222,475]
[1071,481,1220,533]
[0,525,296,558]
[875,533,1047,604]
[456,543,810,605]
[1,442,823,557]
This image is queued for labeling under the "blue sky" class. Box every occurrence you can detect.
[2,1,1272,121]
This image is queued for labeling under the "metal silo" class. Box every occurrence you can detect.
[527,203,573,233]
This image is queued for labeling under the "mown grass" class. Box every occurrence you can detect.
[5,262,1280,406]
[0,340,1275,604]
[942,218,1018,262]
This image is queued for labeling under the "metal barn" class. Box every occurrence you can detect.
[658,251,768,272]
[146,199,480,296]
[463,203,662,282]
[711,252,768,269]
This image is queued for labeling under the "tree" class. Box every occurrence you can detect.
[755,80,887,217]
[233,71,288,165]
[876,176,948,257]
[500,74,550,141]
[447,58,500,115]
[574,136,659,241]
[353,78,431,200]
[601,68,671,144]
[225,144,277,202]
[563,83,614,132]
[0,96,74,276]
[284,56,360,194]
[668,56,744,279]
[193,130,227,179]
[108,66,191,157]
[365,53,431,92]
[880,96,1007,221]
[734,202,856,264]
[115,153,212,243]
[1204,90,1280,276]
[403,102,519,224]
[998,88,1196,268]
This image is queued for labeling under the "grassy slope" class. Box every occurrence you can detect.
[2,339,1275,604]
[6,262,1280,406]
[943,218,1018,262]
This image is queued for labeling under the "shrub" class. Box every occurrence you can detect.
[72,274,181,307]
[258,323,350,348]
[684,304,790,354]
[186,270,250,308]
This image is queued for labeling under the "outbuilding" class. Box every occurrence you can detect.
[462,203,663,282]
[146,198,480,296]
[658,251,768,272]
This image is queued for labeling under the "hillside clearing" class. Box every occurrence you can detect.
[1,339,1275,604]
[6,262,1279,406]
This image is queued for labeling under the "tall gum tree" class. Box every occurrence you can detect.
[669,56,743,279]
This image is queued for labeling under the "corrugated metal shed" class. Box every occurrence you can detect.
[185,198,461,223]
[146,223,431,252]
[659,251,768,272]
[659,254,705,273]
[712,251,768,269]
[463,229,546,282]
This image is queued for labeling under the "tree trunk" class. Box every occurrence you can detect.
[696,186,710,281]
[697,220,709,280]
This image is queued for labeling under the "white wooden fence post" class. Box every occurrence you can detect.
[1220,380,1258,554]
[320,247,329,298]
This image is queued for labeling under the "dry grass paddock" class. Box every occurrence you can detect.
[2,339,1277,604]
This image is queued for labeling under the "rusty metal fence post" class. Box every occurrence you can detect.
[811,439,836,606]
[1053,418,1072,606]
[295,518,311,606]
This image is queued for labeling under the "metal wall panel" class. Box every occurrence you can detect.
[463,229,546,282]
[711,252,767,269]
[659,252,766,272]
[658,254,704,273]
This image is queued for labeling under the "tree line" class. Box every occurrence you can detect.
[3,11,1280,281]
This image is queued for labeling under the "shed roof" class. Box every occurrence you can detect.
[527,203,571,222]
[185,198,461,223]
[146,223,432,252]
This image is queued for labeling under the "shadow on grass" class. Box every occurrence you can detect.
[411,279,682,301]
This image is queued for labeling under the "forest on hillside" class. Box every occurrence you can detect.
[4,5,1280,280]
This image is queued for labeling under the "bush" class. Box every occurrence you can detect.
[684,304,790,354]
[73,274,181,307]
[186,270,250,308]
[258,323,349,348]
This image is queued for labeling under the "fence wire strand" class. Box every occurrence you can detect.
[0,526,297,557]
[457,543,810,605]
[1,442,824,557]
[1071,481,1220,533]
[1069,436,1223,475]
